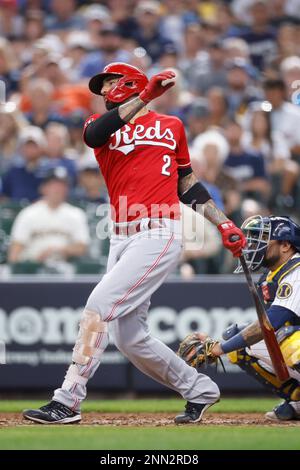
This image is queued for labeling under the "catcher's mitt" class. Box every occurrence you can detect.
[177,333,225,371]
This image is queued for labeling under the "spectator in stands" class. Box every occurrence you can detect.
[179,23,207,86]
[242,102,299,209]
[269,0,299,27]
[159,0,185,53]
[65,31,92,82]
[8,166,89,263]
[154,43,179,71]
[45,0,84,33]
[44,122,77,186]
[215,2,241,38]
[276,22,300,63]
[0,37,20,96]
[235,0,277,70]
[223,37,251,62]
[24,9,45,41]
[40,56,93,115]
[201,22,223,48]
[263,78,300,159]
[73,159,108,205]
[0,125,47,202]
[189,98,230,185]
[189,100,232,225]
[186,98,211,144]
[280,56,300,102]
[0,0,23,38]
[131,0,175,63]
[190,151,225,213]
[79,23,133,79]
[190,40,227,95]
[18,35,60,89]
[66,109,93,163]
[82,4,111,46]
[24,78,65,129]
[16,9,46,66]
[207,87,229,128]
[20,55,93,116]
[0,102,28,174]
[224,119,270,202]
[225,58,262,119]
[240,198,270,220]
[39,53,70,90]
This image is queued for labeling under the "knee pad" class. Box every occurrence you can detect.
[227,348,300,401]
[277,326,300,373]
[72,309,108,366]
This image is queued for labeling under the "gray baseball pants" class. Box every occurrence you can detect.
[53,219,220,411]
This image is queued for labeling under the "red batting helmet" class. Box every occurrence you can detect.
[88,62,149,103]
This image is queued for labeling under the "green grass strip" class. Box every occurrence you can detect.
[0,426,299,450]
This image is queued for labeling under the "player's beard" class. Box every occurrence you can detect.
[104,94,139,111]
[261,253,281,269]
[105,100,121,111]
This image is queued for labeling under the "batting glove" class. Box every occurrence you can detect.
[139,71,176,104]
[218,221,246,257]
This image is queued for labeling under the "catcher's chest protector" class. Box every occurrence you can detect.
[257,257,300,317]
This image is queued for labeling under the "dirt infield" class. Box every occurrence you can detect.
[1,412,300,427]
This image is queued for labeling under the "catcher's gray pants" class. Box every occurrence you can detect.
[53,219,220,411]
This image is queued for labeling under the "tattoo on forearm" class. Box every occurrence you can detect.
[178,172,197,195]
[178,173,228,226]
[202,199,227,225]
[118,97,146,122]
[241,321,263,347]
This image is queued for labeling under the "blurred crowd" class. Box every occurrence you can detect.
[0,0,300,277]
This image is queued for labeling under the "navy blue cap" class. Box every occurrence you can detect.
[42,166,69,184]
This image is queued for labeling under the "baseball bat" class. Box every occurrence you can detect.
[230,236,289,381]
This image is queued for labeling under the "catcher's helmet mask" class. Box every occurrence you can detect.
[235,215,300,273]
[89,62,149,104]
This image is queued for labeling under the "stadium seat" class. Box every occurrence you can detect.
[10,261,44,275]
[74,258,106,275]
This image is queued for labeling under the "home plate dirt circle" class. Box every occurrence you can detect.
[1,412,300,427]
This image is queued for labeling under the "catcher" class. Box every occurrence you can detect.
[178,215,300,421]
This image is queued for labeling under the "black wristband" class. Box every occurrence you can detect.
[179,181,211,210]
[178,166,193,178]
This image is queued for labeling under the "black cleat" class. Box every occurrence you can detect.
[174,401,215,424]
[23,400,81,424]
[265,401,300,421]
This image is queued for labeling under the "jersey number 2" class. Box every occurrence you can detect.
[161,155,171,176]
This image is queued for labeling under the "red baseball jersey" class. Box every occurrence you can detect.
[84,110,191,222]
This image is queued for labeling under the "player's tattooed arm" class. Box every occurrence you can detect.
[178,172,228,226]
[178,172,197,195]
[241,320,263,346]
[202,199,228,226]
[84,97,147,148]
[118,97,146,122]
[178,173,197,195]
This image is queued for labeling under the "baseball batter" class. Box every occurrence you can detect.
[23,63,245,425]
